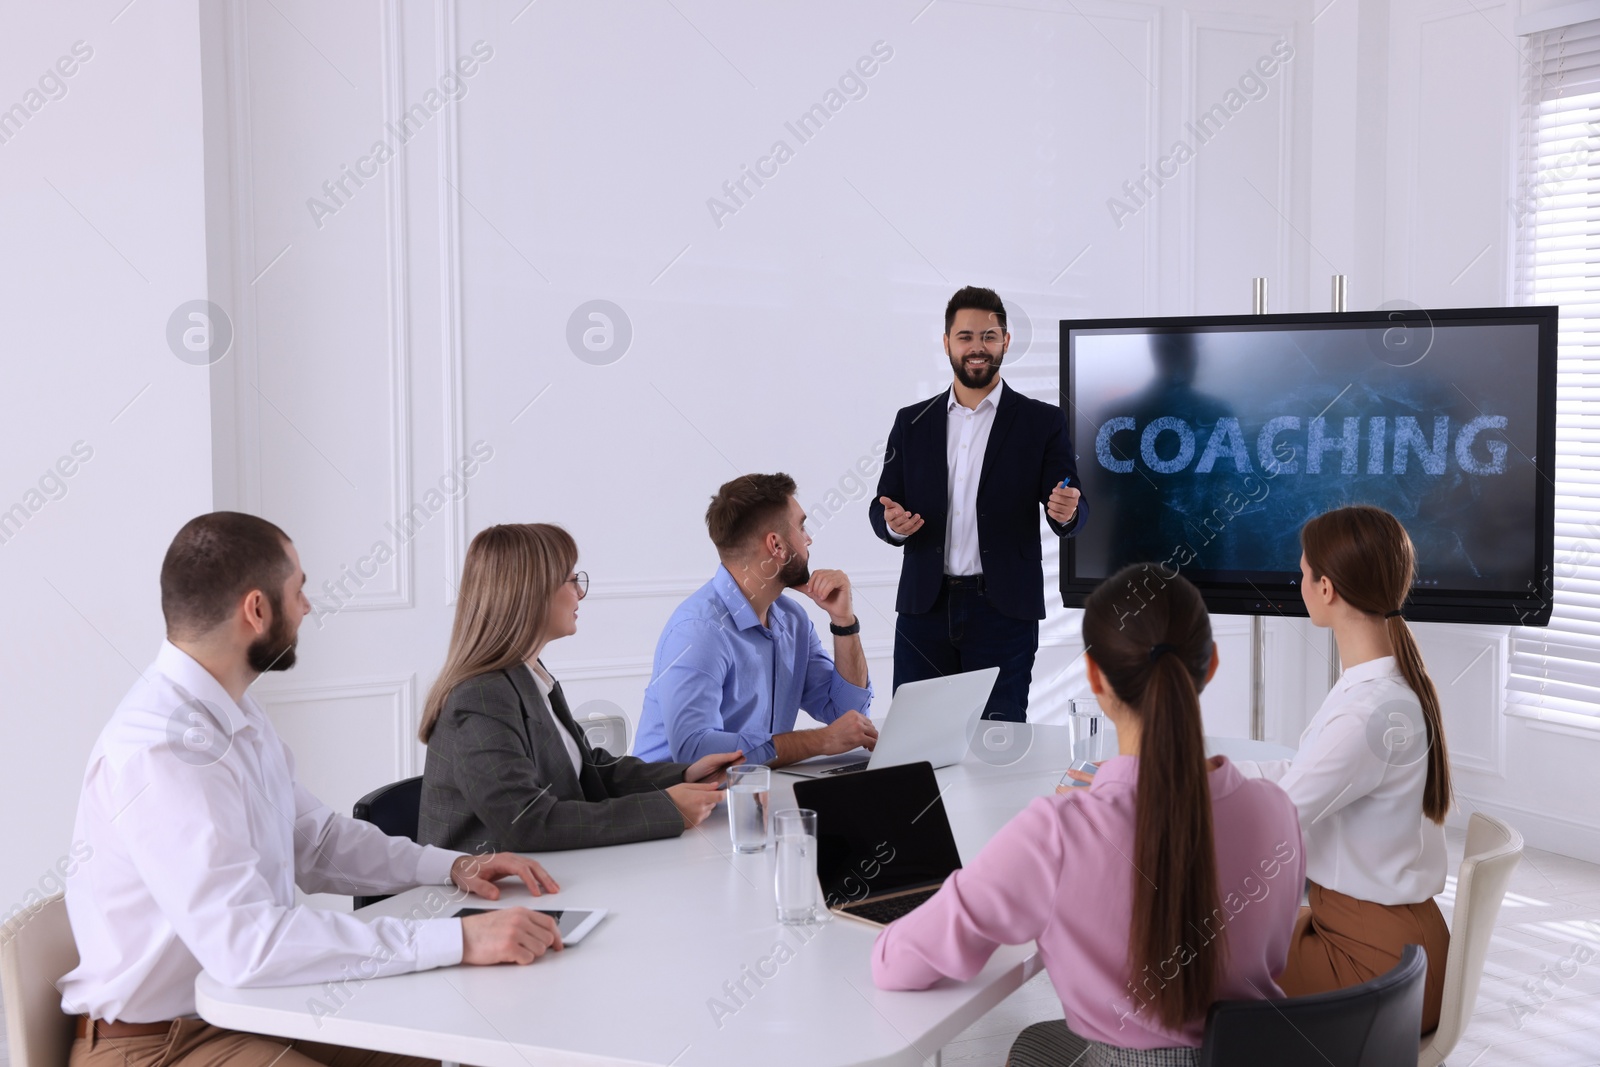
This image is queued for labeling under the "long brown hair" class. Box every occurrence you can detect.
[419,523,577,743]
[1082,564,1222,1030]
[1301,505,1452,823]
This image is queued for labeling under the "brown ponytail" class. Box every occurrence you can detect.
[1082,564,1222,1030]
[1301,505,1453,823]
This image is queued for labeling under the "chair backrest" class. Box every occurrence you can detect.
[352,776,423,909]
[1419,812,1523,1066]
[0,894,79,1067]
[1199,945,1426,1067]
[353,775,423,840]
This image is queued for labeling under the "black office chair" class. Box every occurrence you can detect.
[351,776,423,909]
[1199,945,1427,1066]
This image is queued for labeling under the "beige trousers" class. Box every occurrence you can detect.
[69,1018,440,1067]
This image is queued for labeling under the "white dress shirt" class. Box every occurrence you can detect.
[888,380,1006,576]
[1234,656,1447,905]
[528,663,582,774]
[58,641,466,1023]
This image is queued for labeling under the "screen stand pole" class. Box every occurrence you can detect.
[1248,275,1269,741]
[1250,616,1266,741]
[1324,274,1347,693]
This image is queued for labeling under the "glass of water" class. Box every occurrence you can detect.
[726,764,770,853]
[1068,697,1118,762]
[774,808,824,924]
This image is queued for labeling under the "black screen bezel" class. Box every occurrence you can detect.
[1058,305,1558,625]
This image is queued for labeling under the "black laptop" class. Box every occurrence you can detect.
[792,761,964,928]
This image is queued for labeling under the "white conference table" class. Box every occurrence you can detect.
[196,726,1294,1067]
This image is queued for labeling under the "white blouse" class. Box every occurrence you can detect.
[528,662,583,775]
[1235,656,1447,905]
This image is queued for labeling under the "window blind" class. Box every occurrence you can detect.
[1508,18,1600,719]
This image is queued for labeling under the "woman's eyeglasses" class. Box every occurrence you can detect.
[567,571,589,599]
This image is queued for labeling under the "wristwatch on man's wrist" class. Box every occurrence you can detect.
[829,616,861,637]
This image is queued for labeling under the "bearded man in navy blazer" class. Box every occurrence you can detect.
[869,287,1088,722]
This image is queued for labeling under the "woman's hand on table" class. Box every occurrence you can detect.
[685,750,744,786]
[1056,761,1105,793]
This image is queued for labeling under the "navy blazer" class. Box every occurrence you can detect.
[869,384,1088,621]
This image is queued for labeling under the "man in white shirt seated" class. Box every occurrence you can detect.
[58,512,564,1067]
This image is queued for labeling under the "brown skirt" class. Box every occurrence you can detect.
[1277,881,1450,1034]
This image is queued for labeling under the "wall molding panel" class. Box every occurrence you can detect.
[373,0,416,611]
[256,674,421,781]
[218,0,415,611]
[1178,10,1299,315]
[1416,623,1508,779]
[437,0,469,608]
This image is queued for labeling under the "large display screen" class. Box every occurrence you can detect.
[1060,307,1557,623]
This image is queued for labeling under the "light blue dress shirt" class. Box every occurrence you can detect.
[634,565,873,764]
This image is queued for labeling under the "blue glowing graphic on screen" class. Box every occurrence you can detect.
[1067,322,1541,592]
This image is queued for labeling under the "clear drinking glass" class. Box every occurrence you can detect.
[1068,697,1118,762]
[774,808,824,924]
[726,764,770,853]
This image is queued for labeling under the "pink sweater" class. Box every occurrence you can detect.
[872,756,1306,1048]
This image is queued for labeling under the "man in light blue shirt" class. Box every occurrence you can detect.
[635,473,878,766]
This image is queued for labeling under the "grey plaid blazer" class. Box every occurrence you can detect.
[418,664,689,852]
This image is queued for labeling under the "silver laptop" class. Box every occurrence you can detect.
[777,667,1000,778]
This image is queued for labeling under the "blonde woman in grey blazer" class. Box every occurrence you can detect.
[418,524,743,852]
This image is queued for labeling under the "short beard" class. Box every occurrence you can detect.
[950,353,1001,389]
[246,590,298,673]
[777,549,810,589]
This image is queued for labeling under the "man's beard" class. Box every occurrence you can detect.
[246,591,298,673]
[777,547,810,589]
[950,352,1001,389]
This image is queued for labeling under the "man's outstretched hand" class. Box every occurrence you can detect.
[879,497,924,537]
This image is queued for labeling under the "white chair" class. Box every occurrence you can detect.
[0,894,79,1067]
[1419,812,1524,1066]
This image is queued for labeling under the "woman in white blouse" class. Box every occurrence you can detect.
[1235,505,1453,1033]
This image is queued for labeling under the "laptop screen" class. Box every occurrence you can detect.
[793,761,964,909]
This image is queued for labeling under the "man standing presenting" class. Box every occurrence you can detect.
[635,473,877,767]
[870,287,1088,722]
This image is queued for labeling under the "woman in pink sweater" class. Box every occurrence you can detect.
[872,565,1306,1065]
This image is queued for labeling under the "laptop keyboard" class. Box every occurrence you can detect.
[822,759,871,776]
[842,887,940,925]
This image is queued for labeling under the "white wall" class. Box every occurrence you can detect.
[4,0,1594,911]
[0,3,215,907]
[1374,0,1600,863]
[200,0,1319,870]
[215,0,1600,868]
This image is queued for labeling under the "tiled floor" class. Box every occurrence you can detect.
[6,829,1598,1066]
[938,828,1600,1066]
